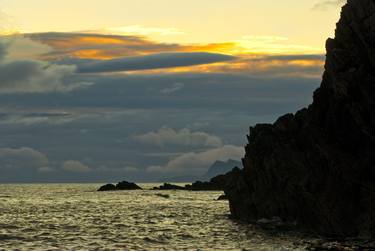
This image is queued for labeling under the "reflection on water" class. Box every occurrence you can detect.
[0,184,309,250]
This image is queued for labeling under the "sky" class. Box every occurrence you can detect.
[0,0,345,182]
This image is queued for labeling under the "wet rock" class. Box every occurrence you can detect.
[115,181,142,190]
[152,183,186,190]
[225,0,375,237]
[97,184,116,191]
[306,239,375,251]
[98,181,142,191]
[155,193,170,199]
[217,194,228,200]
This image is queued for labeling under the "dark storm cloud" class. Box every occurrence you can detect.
[77,52,235,73]
[0,71,321,182]
[0,40,92,93]
[0,32,327,182]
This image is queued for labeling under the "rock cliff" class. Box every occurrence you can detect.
[225,0,375,237]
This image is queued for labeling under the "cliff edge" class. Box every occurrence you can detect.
[225,0,375,237]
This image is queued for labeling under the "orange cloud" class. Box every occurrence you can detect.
[27,33,240,60]
[122,56,324,79]
[23,32,325,78]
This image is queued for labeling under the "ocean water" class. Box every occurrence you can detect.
[0,184,310,250]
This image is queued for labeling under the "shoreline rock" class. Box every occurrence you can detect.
[98,181,142,191]
[152,183,186,190]
[152,167,242,191]
[225,0,375,237]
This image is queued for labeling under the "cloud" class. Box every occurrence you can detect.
[0,111,74,126]
[0,38,92,93]
[77,52,235,73]
[62,160,91,173]
[26,32,236,60]
[146,145,244,175]
[22,32,324,77]
[0,147,49,171]
[160,82,184,94]
[133,127,223,148]
[187,54,325,78]
[235,35,322,54]
[37,166,55,173]
[312,0,346,10]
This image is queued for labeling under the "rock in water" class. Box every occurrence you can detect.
[186,167,242,191]
[97,183,117,191]
[153,183,187,190]
[225,0,375,237]
[98,181,142,191]
[115,181,142,190]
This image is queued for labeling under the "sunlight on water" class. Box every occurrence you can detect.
[0,184,309,250]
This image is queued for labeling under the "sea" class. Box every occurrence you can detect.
[0,184,312,250]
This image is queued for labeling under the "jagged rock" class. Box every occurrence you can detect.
[217,194,228,200]
[98,181,142,191]
[225,0,375,237]
[97,183,116,191]
[115,181,142,190]
[153,183,186,190]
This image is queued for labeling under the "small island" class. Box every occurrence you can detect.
[98,181,142,191]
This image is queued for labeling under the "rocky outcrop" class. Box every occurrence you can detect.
[186,167,241,191]
[98,181,142,191]
[225,0,375,237]
[153,183,186,190]
[217,194,228,200]
[98,184,117,191]
[159,159,242,183]
[152,167,242,191]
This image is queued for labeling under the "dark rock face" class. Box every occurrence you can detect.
[225,0,375,237]
[217,194,228,200]
[98,181,142,191]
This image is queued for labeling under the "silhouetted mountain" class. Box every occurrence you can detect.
[159,159,242,182]
[200,159,242,181]
[225,0,375,237]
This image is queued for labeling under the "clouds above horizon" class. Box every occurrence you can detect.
[62,160,91,173]
[0,30,326,182]
[0,39,92,94]
[0,147,49,173]
[20,32,325,78]
[77,52,235,73]
[147,145,244,176]
[133,127,223,148]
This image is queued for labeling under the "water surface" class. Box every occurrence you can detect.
[0,184,310,250]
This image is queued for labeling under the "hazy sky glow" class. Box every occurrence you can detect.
[0,0,346,182]
[1,0,341,49]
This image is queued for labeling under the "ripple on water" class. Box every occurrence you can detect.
[0,184,312,250]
